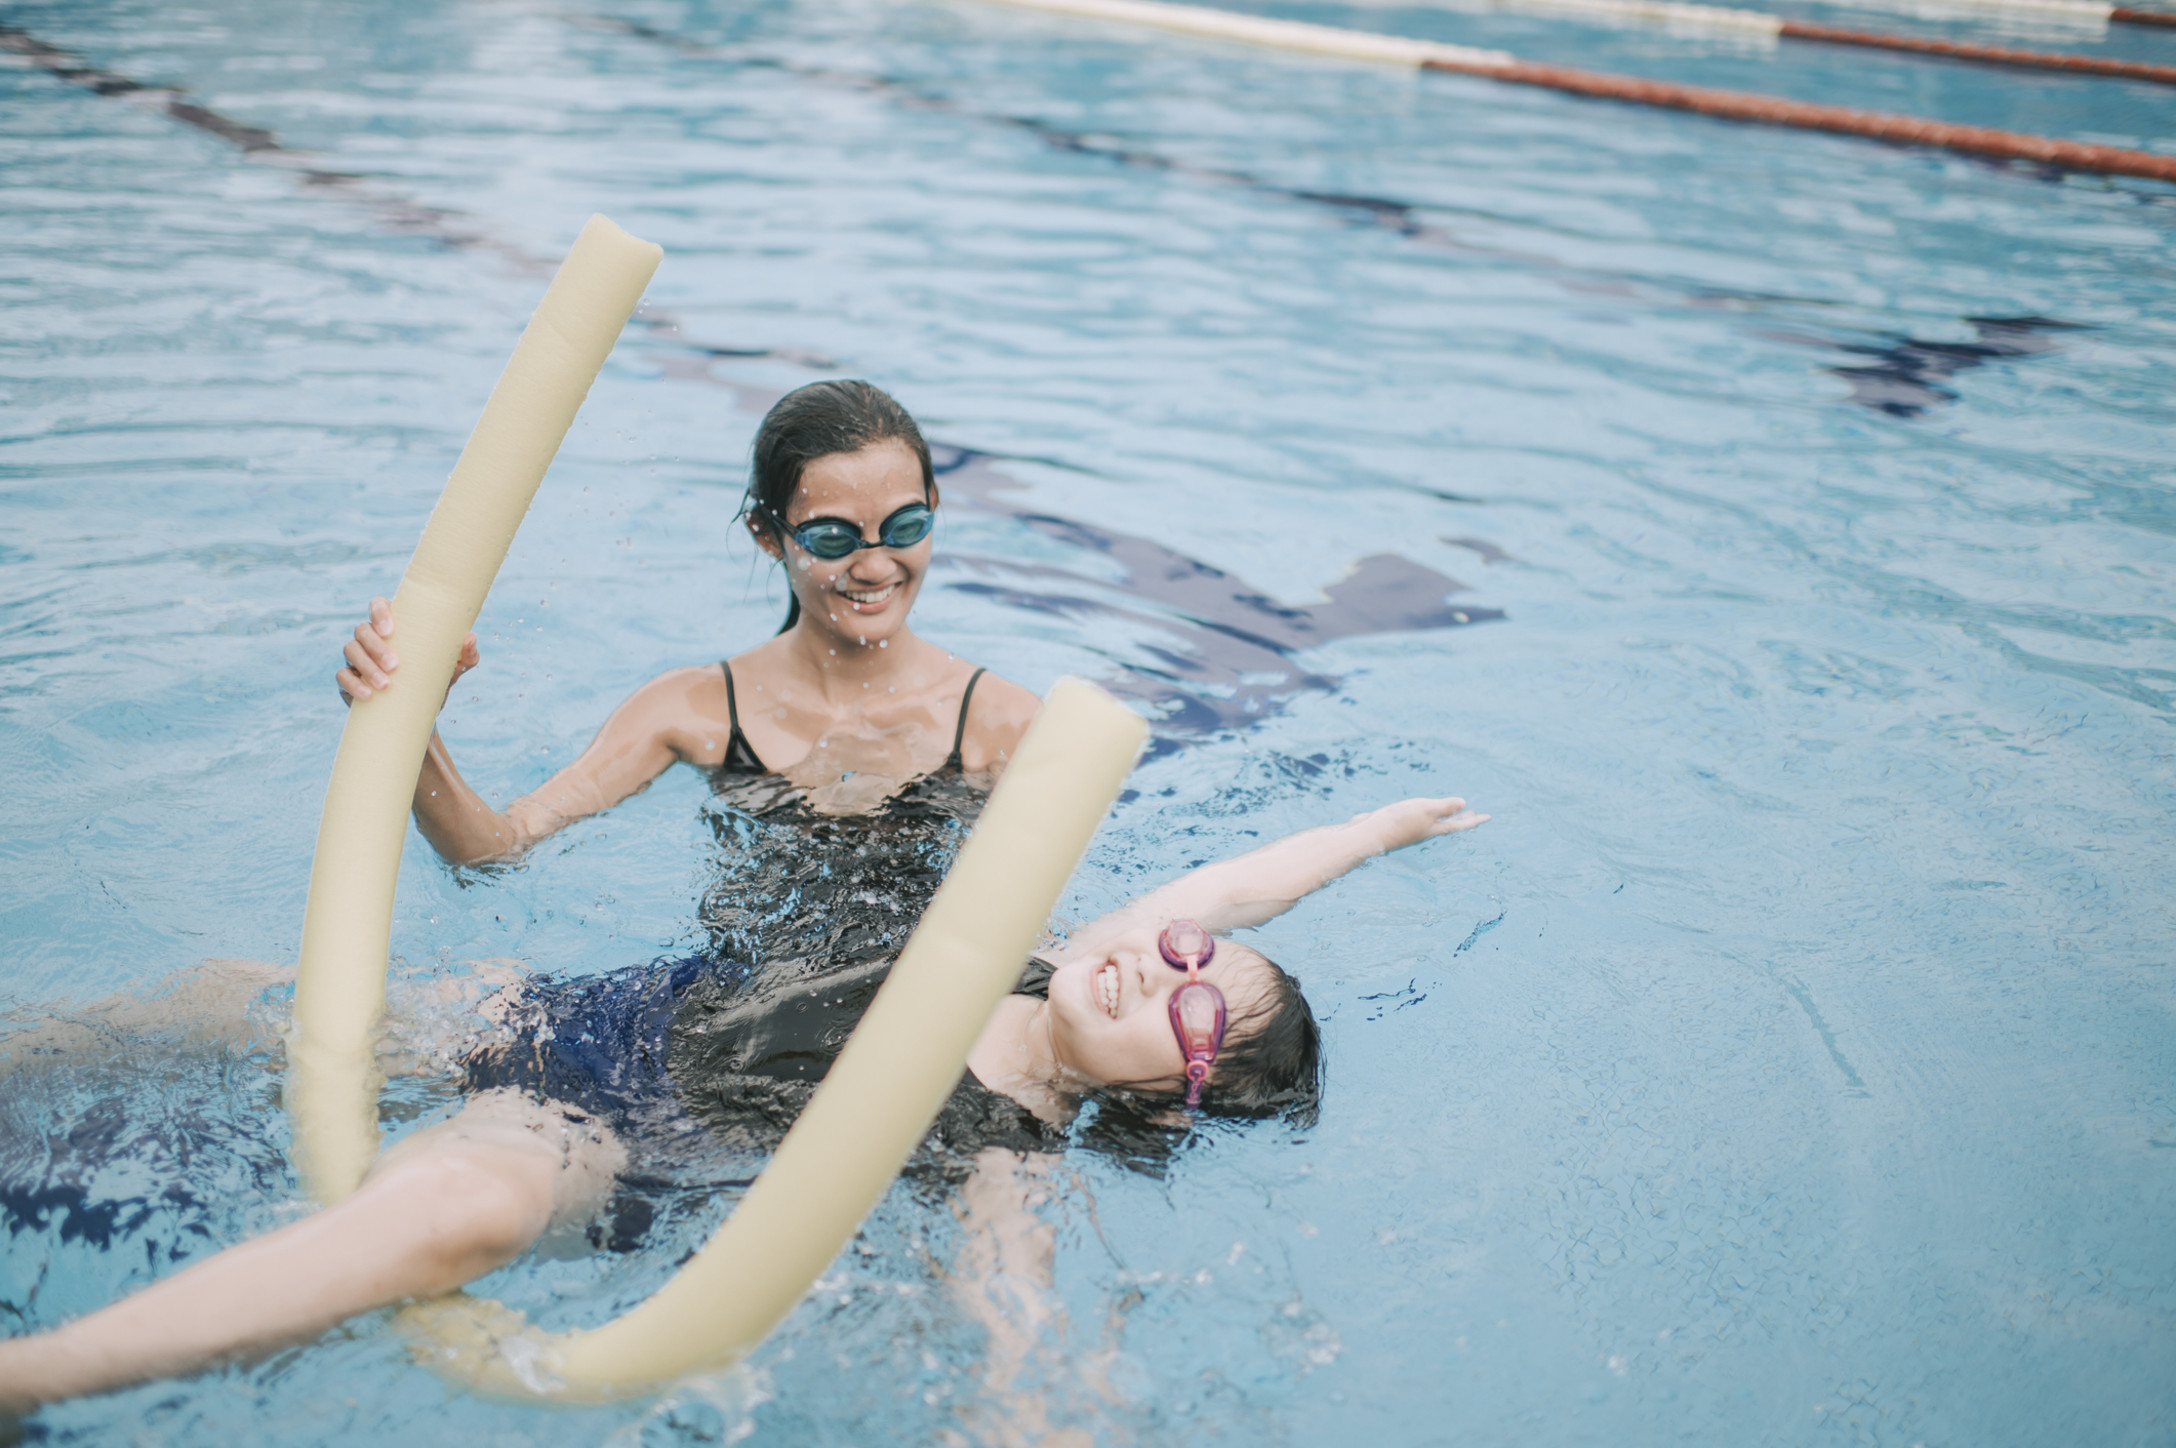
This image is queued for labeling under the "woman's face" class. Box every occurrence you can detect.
[752,438,933,649]
[1046,924,1276,1093]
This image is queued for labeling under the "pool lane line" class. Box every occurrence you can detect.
[0,20,532,261]
[1357,0,2176,86]
[1422,56,2176,178]
[0,19,835,365]
[0,21,274,153]
[1784,0,2174,24]
[974,0,2176,183]
[970,0,1517,66]
[1348,0,2176,86]
[1772,21,2176,84]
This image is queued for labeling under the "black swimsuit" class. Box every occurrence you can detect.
[716,660,987,775]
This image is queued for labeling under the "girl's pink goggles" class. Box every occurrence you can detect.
[1159,919,1228,1109]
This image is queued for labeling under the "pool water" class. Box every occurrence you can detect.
[3,0,2172,1441]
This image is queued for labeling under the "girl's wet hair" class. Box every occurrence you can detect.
[742,379,935,633]
[1199,950,1323,1119]
[1070,948,1325,1174]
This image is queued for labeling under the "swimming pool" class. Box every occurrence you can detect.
[3,0,2172,1439]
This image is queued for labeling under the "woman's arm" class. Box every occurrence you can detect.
[337,597,718,866]
[1053,796,1487,963]
[412,667,725,865]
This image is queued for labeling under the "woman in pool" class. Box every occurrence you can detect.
[0,794,1485,1409]
[338,377,1041,858]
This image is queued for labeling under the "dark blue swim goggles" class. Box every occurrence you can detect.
[768,501,935,561]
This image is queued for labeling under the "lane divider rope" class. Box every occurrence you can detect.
[1345,0,2176,82]
[1421,55,2176,176]
[1773,19,2176,85]
[972,0,1519,65]
[1766,0,2172,26]
[976,0,2176,183]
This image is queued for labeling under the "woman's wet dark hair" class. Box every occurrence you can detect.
[742,379,935,633]
[1071,947,1325,1175]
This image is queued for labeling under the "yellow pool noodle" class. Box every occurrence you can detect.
[400,677,1146,1397]
[290,214,662,1203]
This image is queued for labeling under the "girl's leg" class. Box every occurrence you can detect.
[0,1090,622,1412]
[0,959,291,1081]
[0,956,528,1083]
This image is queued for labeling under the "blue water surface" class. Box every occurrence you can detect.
[1,0,2172,1442]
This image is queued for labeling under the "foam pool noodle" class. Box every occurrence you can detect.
[291,213,662,1205]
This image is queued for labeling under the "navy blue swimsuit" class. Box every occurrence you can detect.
[459,951,1058,1182]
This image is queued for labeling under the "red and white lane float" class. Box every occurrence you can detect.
[1350,0,2176,83]
[974,0,2176,183]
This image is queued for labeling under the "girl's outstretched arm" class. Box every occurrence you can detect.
[1054,796,1486,962]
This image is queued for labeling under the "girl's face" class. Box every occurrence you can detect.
[752,439,933,650]
[1046,925,1275,1092]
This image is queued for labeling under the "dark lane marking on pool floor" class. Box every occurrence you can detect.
[1827,317,2086,418]
[2,17,1499,748]
[0,20,829,347]
[1752,315,2087,417]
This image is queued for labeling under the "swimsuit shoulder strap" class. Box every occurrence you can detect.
[717,661,769,774]
[945,667,988,771]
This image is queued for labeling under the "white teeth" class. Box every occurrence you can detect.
[840,584,895,605]
[1096,965,1119,1018]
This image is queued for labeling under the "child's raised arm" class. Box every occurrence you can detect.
[1052,796,1487,964]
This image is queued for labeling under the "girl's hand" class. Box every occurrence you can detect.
[1364,796,1489,853]
[335,597,479,705]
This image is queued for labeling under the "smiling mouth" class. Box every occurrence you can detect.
[838,583,896,612]
[1095,963,1119,1018]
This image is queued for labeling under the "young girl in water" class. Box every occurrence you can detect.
[337,378,1043,858]
[0,794,1486,1410]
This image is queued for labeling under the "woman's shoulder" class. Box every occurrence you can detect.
[616,663,735,720]
[591,663,736,767]
[963,667,1039,717]
[957,668,1041,773]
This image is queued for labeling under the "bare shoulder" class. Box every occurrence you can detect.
[625,663,729,712]
[601,663,733,764]
[960,670,1042,772]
